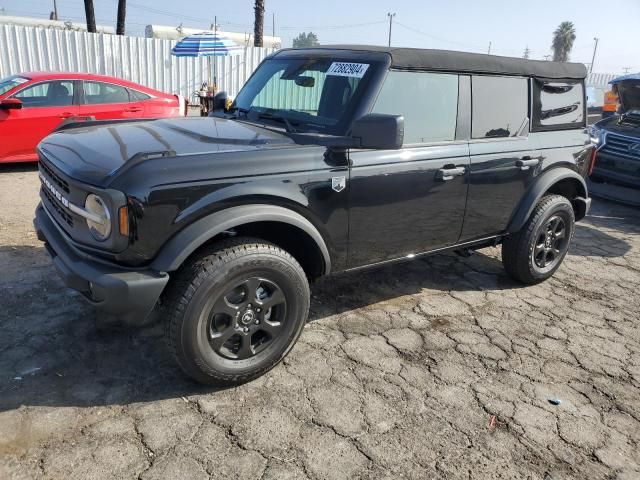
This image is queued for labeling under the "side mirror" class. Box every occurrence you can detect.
[213,91,228,112]
[351,113,404,149]
[0,98,23,110]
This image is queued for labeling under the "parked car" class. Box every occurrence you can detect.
[590,73,640,188]
[0,72,186,163]
[34,46,593,385]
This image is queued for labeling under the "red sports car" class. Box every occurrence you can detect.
[0,72,187,163]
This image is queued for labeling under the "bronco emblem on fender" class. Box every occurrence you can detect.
[332,176,346,192]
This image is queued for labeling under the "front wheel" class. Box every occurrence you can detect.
[163,238,310,385]
[502,195,575,284]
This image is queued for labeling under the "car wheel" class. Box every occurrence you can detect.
[502,194,575,285]
[163,237,310,385]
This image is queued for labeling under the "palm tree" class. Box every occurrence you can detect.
[83,0,96,33]
[116,0,126,36]
[551,21,576,62]
[254,0,265,47]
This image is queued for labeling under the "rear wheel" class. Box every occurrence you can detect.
[502,195,575,284]
[163,237,310,385]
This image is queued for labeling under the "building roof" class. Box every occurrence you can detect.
[280,45,587,80]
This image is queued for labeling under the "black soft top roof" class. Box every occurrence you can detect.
[277,45,587,80]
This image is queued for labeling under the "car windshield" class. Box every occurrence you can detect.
[232,56,378,135]
[0,75,30,95]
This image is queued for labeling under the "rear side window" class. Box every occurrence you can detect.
[372,71,459,144]
[532,79,584,130]
[130,89,151,101]
[83,81,130,105]
[472,76,528,138]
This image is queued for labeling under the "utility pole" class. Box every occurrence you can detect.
[254,0,265,47]
[487,41,491,55]
[622,67,631,74]
[522,46,530,59]
[543,54,551,61]
[589,37,599,74]
[116,0,126,35]
[51,0,58,20]
[84,0,96,33]
[387,12,396,47]
[272,12,275,39]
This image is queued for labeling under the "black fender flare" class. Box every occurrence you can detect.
[151,204,332,274]
[506,168,588,234]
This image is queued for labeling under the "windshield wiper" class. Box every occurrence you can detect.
[256,112,298,133]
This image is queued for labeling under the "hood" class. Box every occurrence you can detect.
[615,80,640,113]
[38,116,294,185]
[596,110,640,136]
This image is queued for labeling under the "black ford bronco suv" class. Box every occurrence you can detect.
[34,46,593,385]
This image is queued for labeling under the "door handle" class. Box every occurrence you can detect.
[437,166,466,181]
[58,112,74,119]
[125,107,142,113]
[516,156,541,170]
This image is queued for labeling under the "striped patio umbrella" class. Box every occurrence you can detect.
[171,32,242,88]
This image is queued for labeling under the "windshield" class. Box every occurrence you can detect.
[0,75,30,96]
[233,56,379,134]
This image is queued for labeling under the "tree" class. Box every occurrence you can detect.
[551,21,576,62]
[292,32,319,48]
[84,0,96,33]
[254,0,265,47]
[116,0,126,35]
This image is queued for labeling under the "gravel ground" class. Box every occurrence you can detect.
[1,164,639,480]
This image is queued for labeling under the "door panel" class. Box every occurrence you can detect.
[0,80,79,161]
[459,74,539,241]
[348,143,470,267]
[460,138,540,241]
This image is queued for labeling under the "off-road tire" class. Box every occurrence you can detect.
[502,194,575,284]
[163,237,310,386]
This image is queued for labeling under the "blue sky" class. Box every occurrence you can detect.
[4,0,638,73]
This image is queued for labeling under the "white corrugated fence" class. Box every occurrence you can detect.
[0,25,274,99]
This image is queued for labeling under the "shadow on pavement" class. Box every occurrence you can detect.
[0,163,38,174]
[0,196,636,411]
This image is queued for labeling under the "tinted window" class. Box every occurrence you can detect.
[372,71,458,144]
[14,81,74,107]
[130,89,151,101]
[533,80,584,128]
[472,76,528,138]
[83,82,130,105]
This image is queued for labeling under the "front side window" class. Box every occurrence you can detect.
[233,57,379,134]
[0,75,30,95]
[472,76,528,138]
[83,82,130,105]
[372,71,459,144]
[13,80,74,107]
[532,80,585,129]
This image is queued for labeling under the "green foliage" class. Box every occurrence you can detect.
[551,21,576,62]
[293,32,320,48]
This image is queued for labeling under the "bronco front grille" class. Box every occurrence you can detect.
[42,187,74,227]
[40,159,70,193]
[601,132,640,161]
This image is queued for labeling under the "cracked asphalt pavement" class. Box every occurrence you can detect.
[1,165,639,480]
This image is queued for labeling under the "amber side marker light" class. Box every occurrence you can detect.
[118,206,129,236]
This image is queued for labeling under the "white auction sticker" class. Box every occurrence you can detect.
[326,62,369,78]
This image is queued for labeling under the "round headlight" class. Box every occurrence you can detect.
[85,194,111,241]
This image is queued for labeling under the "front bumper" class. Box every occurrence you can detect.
[34,204,169,326]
